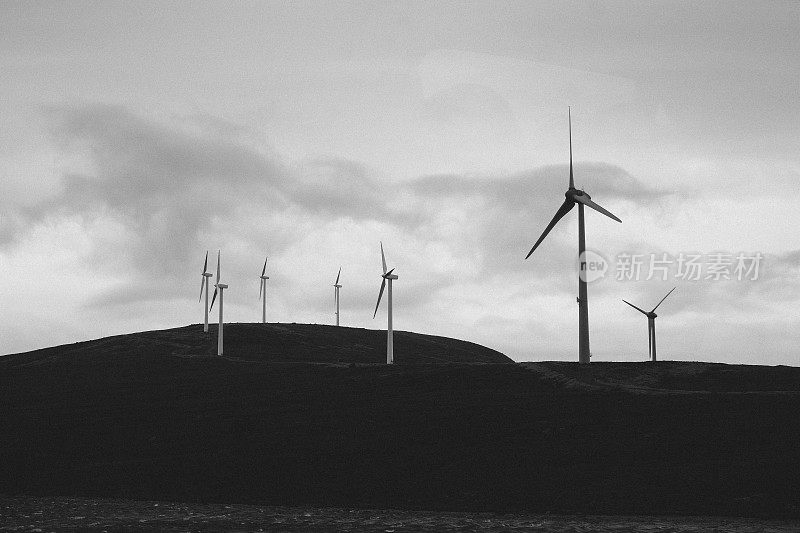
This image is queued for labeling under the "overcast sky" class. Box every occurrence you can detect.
[2,1,799,364]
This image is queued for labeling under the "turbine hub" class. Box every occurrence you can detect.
[566,188,587,200]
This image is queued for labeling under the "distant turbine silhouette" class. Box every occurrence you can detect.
[198,251,214,333]
[333,267,342,326]
[373,242,398,364]
[209,250,227,356]
[258,256,269,324]
[525,108,622,364]
[623,287,676,361]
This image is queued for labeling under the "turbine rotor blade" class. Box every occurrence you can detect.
[210,287,218,310]
[623,299,649,316]
[382,268,395,279]
[216,251,221,284]
[568,107,574,190]
[199,277,205,302]
[202,251,208,275]
[573,194,622,223]
[525,199,574,259]
[259,278,263,299]
[335,266,341,285]
[380,241,387,274]
[373,278,387,318]
[261,256,268,277]
[651,286,676,313]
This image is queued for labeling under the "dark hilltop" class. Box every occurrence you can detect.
[1,323,798,518]
[0,323,512,365]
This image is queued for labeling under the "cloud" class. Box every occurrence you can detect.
[3,104,686,355]
[6,105,288,278]
[289,157,388,220]
[402,164,669,281]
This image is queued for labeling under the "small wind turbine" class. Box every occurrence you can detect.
[373,242,398,364]
[333,267,342,326]
[525,108,622,364]
[258,256,269,324]
[623,287,676,362]
[209,250,228,356]
[198,251,213,333]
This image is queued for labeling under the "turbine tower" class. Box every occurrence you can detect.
[373,242,398,364]
[525,108,622,364]
[623,287,676,361]
[209,250,228,356]
[258,256,269,324]
[333,267,342,326]
[198,251,213,333]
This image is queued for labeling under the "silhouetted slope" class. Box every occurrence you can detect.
[1,329,798,518]
[0,323,512,366]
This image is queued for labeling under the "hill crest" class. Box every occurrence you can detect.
[1,323,513,366]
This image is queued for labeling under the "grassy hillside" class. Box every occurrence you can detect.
[1,324,798,517]
[0,323,512,365]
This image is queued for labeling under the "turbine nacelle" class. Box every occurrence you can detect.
[216,283,228,289]
[567,188,588,200]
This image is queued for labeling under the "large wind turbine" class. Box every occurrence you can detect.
[623,287,676,362]
[333,267,342,326]
[525,108,622,364]
[373,242,398,364]
[209,250,228,356]
[198,251,213,333]
[258,256,269,324]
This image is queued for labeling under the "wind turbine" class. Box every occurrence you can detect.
[525,108,622,364]
[258,256,269,324]
[373,242,398,364]
[333,267,342,326]
[209,250,228,356]
[623,287,676,362]
[198,251,213,333]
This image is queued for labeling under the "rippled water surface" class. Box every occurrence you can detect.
[1,497,798,532]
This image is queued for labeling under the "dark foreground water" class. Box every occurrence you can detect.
[1,497,798,532]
